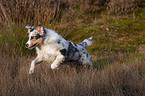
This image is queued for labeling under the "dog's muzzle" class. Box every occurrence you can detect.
[25,43,29,48]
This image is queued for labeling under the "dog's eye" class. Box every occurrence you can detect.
[31,36,36,40]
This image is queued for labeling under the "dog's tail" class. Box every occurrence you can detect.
[78,37,93,48]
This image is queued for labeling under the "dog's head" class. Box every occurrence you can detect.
[25,24,45,49]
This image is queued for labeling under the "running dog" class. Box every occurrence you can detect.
[25,24,93,74]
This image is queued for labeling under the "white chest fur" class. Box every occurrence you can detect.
[35,44,59,62]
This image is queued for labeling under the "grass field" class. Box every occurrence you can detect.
[0,0,145,96]
[0,52,145,96]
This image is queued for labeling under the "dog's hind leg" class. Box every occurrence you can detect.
[86,57,93,70]
[89,62,93,70]
[29,57,42,74]
[80,55,93,70]
[51,55,65,69]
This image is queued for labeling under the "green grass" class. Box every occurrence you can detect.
[55,7,145,54]
[1,7,145,56]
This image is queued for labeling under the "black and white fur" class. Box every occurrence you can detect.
[25,24,93,74]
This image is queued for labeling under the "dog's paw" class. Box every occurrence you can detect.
[29,69,34,74]
[51,64,59,69]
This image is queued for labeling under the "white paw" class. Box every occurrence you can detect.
[51,64,59,69]
[29,69,34,74]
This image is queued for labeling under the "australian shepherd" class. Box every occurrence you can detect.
[25,24,93,74]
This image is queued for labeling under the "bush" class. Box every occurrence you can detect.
[107,0,144,15]
[0,0,107,25]
[0,0,144,25]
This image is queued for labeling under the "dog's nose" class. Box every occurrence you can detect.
[25,43,29,48]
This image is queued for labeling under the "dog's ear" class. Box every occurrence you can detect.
[25,25,35,33]
[36,24,45,35]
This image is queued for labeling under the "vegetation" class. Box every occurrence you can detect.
[0,0,145,96]
[0,53,144,96]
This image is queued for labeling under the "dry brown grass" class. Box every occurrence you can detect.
[0,0,144,26]
[0,53,144,96]
[107,0,142,15]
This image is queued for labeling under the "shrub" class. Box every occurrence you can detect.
[0,0,144,25]
[0,0,107,25]
[107,0,143,15]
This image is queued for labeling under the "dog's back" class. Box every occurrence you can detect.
[65,37,93,69]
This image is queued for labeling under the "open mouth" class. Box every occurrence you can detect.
[26,37,43,50]
[28,43,37,50]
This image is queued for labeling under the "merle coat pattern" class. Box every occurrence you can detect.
[25,24,93,74]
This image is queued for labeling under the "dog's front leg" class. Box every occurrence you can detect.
[51,55,65,69]
[29,57,42,74]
